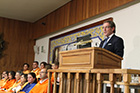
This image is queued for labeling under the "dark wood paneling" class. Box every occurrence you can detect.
[88,0,98,17]
[0,17,34,74]
[33,0,134,39]
[69,0,77,25]
[98,0,133,14]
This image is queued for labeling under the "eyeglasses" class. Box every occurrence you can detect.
[102,26,111,29]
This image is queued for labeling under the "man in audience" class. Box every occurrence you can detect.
[51,62,59,93]
[31,61,41,78]
[51,62,59,83]
[0,71,16,90]
[0,71,9,87]
[52,62,59,70]
[0,71,6,86]
[29,67,52,93]
[1,71,5,79]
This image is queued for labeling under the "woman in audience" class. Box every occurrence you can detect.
[40,61,47,69]
[22,63,30,74]
[12,73,28,92]
[20,72,37,93]
[7,71,22,92]
[1,71,16,90]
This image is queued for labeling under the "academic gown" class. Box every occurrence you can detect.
[20,83,36,93]
[23,70,30,74]
[2,79,16,90]
[29,79,52,93]
[31,68,41,78]
[8,80,21,92]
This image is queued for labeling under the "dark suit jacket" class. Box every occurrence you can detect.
[99,34,124,57]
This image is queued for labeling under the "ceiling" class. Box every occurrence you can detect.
[0,0,71,23]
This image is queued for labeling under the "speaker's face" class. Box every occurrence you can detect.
[102,23,114,37]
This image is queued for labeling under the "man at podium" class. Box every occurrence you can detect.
[99,20,124,57]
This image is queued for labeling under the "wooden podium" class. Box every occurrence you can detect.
[59,47,123,69]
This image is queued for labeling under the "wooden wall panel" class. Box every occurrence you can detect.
[82,0,89,19]
[59,3,70,30]
[33,17,47,38]
[98,0,133,14]
[69,0,77,25]
[50,12,56,33]
[26,24,35,67]
[33,0,134,39]
[0,17,34,74]
[52,2,70,33]
[88,0,98,17]
[33,2,71,38]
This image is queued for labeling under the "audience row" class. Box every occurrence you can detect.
[0,61,59,93]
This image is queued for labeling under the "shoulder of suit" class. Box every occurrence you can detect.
[112,35,123,40]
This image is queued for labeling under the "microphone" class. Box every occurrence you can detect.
[66,41,76,50]
[74,40,92,46]
[66,43,70,50]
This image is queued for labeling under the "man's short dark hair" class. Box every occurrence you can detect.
[43,64,52,73]
[45,64,52,69]
[54,62,59,67]
[33,61,39,65]
[103,20,116,33]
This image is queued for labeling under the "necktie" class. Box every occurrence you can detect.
[102,37,109,48]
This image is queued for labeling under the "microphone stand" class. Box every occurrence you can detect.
[66,41,76,51]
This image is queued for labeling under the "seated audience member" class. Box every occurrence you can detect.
[0,71,7,86]
[7,71,22,92]
[0,71,9,87]
[22,63,30,74]
[20,72,37,93]
[51,62,59,93]
[29,67,52,93]
[1,71,16,90]
[12,74,28,92]
[52,62,59,70]
[1,71,5,79]
[31,61,41,78]
[51,62,59,83]
[40,61,47,69]
[46,63,52,69]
